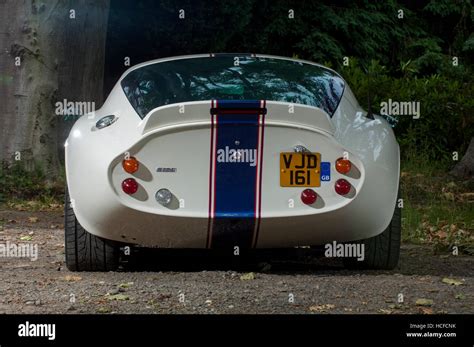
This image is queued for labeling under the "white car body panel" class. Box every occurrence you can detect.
[65,54,399,248]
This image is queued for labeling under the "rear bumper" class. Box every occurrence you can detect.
[62,184,393,248]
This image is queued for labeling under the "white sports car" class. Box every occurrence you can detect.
[65,54,400,271]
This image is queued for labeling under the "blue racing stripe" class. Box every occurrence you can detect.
[211,100,261,249]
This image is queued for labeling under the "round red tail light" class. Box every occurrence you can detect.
[335,179,351,195]
[122,178,138,195]
[301,189,317,205]
[335,157,352,174]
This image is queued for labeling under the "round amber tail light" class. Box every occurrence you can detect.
[122,157,139,174]
[335,157,352,174]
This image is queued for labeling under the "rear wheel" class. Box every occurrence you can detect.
[65,188,119,271]
[344,191,401,270]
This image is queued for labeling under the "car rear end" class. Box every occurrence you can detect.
[66,54,398,250]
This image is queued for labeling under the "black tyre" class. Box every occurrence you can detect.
[344,192,401,270]
[65,188,119,271]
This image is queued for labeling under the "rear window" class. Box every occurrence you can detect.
[121,55,345,119]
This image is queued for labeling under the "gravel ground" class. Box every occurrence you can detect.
[0,210,472,314]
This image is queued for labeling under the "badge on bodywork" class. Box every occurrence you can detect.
[156,167,177,173]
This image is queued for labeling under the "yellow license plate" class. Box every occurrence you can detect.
[280,152,321,187]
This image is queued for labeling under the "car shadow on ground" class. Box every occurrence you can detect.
[121,246,339,272]
[120,244,473,278]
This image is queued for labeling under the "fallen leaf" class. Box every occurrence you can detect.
[446,181,457,189]
[443,192,455,201]
[97,307,110,313]
[419,307,433,314]
[309,304,335,312]
[19,235,33,241]
[455,294,465,300]
[107,294,129,301]
[442,278,463,286]
[459,192,474,201]
[63,275,82,282]
[118,282,134,288]
[379,309,392,314]
[28,217,39,223]
[415,299,433,306]
[240,272,255,281]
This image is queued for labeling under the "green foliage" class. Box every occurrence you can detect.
[406,38,445,75]
[0,161,64,203]
[109,0,472,76]
[463,33,474,51]
[422,0,472,62]
[341,59,473,168]
[424,0,467,16]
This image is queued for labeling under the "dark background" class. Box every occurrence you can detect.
[104,0,473,90]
